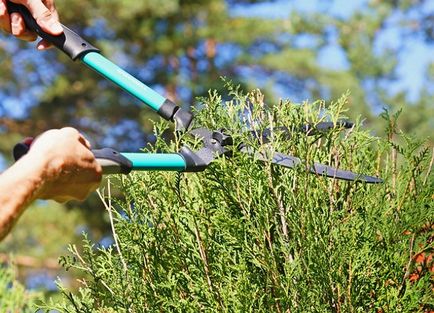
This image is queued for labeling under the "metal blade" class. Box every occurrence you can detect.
[310,163,383,184]
[265,150,303,168]
[241,148,382,184]
[189,127,214,140]
[301,121,354,134]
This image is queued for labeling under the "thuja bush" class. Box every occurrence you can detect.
[42,87,433,312]
[0,265,38,311]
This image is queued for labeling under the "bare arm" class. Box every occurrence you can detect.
[0,153,46,239]
[0,128,102,240]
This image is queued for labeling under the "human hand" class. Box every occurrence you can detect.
[0,0,63,49]
[26,127,102,202]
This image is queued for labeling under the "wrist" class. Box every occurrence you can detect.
[0,145,54,240]
[18,152,51,200]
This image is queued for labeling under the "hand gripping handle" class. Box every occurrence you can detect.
[13,140,132,175]
[6,1,99,60]
[6,1,193,129]
[92,148,132,174]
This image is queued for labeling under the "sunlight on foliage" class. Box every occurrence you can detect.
[38,86,433,312]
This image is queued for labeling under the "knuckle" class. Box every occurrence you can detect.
[0,4,6,17]
[36,8,52,22]
[43,129,59,137]
[36,129,56,141]
[60,126,74,131]
[61,127,79,136]
[51,155,67,172]
[94,168,103,181]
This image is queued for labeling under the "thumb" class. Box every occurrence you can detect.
[11,0,62,35]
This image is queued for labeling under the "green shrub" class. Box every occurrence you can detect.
[41,87,433,312]
[0,265,39,312]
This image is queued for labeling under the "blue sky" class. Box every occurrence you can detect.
[231,0,368,19]
[232,0,434,102]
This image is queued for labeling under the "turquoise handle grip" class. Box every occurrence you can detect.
[121,153,186,171]
[5,4,193,127]
[82,52,166,112]
[81,53,193,129]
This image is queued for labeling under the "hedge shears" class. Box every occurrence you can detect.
[8,2,382,184]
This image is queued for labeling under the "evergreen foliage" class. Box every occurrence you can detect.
[38,87,433,312]
[0,264,38,312]
[0,0,432,311]
[1,1,433,300]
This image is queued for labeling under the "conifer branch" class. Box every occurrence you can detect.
[423,147,434,186]
[398,233,415,297]
[97,182,128,274]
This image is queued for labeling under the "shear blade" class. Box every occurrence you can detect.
[310,163,382,183]
[303,121,354,133]
[241,148,382,184]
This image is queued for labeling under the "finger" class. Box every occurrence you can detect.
[38,191,70,202]
[60,127,79,136]
[80,180,102,200]
[42,0,59,20]
[0,0,11,33]
[11,13,37,41]
[78,187,95,202]
[10,12,35,40]
[78,134,92,150]
[11,0,63,35]
[53,196,73,203]
[10,12,23,36]
[37,38,53,50]
[93,163,103,180]
[60,127,91,149]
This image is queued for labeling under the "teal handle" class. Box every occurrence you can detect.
[81,52,193,129]
[82,52,166,112]
[6,5,193,127]
[121,153,186,171]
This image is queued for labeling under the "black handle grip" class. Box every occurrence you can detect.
[92,148,133,175]
[13,141,31,161]
[6,1,99,60]
[13,141,132,175]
